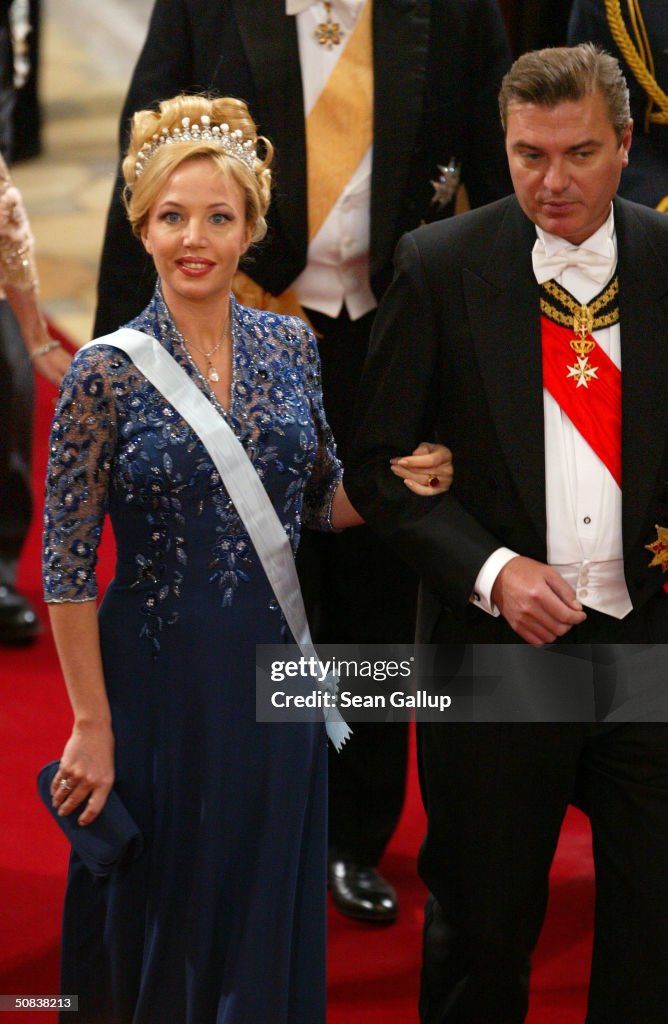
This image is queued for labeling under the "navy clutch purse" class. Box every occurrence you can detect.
[37,760,143,877]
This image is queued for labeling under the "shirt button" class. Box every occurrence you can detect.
[583,516,591,524]
[578,588,589,598]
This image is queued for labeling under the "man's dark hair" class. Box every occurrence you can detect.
[499,43,630,142]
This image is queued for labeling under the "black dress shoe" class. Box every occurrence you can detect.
[0,584,41,645]
[328,859,398,924]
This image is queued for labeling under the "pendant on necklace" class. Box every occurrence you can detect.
[208,365,220,383]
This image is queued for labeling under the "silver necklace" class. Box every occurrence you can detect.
[186,335,224,383]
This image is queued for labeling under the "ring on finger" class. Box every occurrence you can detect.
[58,777,74,792]
[426,474,440,488]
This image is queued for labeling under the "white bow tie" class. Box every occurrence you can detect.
[532,239,616,286]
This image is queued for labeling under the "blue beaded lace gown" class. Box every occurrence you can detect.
[42,288,342,1024]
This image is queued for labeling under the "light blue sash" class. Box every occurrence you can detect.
[84,328,351,750]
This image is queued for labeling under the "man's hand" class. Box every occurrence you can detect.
[491,556,587,645]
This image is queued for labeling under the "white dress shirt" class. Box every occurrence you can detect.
[286,0,376,320]
[473,206,633,620]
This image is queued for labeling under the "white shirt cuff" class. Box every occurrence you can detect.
[471,548,518,616]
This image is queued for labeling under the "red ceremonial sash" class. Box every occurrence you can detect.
[541,314,622,487]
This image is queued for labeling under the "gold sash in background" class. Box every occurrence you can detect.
[234,1,374,320]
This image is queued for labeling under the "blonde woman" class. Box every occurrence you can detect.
[43,94,451,1023]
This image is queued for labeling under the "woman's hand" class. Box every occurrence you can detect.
[330,442,453,528]
[50,721,115,826]
[5,283,72,385]
[31,340,71,386]
[390,442,453,495]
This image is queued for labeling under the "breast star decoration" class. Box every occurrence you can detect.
[430,159,461,208]
[646,524,668,573]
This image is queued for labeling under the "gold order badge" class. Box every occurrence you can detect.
[314,1,345,48]
[540,277,620,389]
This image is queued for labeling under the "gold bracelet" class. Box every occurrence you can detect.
[29,339,62,361]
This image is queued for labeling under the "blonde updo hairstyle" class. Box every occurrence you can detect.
[122,94,273,244]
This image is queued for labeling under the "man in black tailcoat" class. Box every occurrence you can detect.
[347,43,668,1022]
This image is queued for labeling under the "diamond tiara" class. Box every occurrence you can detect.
[134,115,257,178]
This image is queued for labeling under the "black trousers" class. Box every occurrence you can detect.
[0,300,34,585]
[296,306,417,865]
[419,596,668,1023]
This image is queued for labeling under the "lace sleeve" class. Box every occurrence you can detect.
[0,154,38,292]
[296,320,343,532]
[42,346,118,602]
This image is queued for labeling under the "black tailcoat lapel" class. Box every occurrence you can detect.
[230,1,307,256]
[463,200,548,547]
[370,0,430,280]
[614,198,668,554]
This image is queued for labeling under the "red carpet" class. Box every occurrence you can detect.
[0,365,593,1022]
